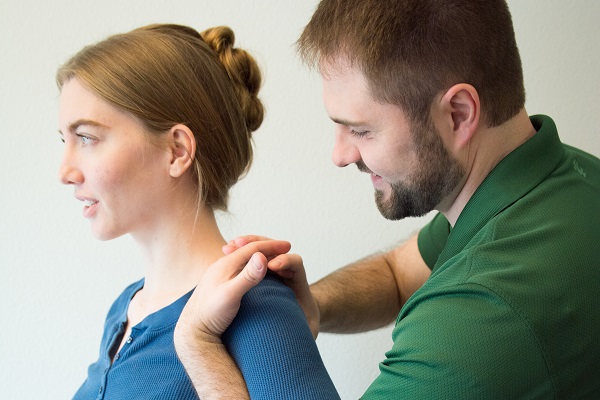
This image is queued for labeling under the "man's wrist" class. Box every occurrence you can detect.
[174,317,223,361]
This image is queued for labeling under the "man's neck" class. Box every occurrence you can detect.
[441,108,537,226]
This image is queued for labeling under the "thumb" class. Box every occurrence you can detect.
[232,252,268,292]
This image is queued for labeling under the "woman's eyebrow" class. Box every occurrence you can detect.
[58,119,108,135]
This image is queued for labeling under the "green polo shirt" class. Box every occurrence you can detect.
[363,115,600,399]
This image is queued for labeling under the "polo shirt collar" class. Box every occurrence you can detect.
[434,115,564,269]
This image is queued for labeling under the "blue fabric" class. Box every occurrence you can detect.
[73,274,339,399]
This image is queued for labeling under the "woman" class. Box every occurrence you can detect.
[57,23,338,399]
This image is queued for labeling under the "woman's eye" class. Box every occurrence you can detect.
[77,134,95,145]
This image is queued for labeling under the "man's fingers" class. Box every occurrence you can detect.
[213,253,268,315]
[222,240,291,267]
[241,253,268,285]
[233,235,273,247]
[267,254,304,275]
[222,241,239,255]
[222,237,285,256]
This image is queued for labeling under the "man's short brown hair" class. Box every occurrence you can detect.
[298,0,525,127]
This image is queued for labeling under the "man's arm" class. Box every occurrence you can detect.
[228,232,431,335]
[174,242,290,399]
[174,327,250,399]
[313,232,431,333]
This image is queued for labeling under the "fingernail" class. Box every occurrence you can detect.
[253,255,265,272]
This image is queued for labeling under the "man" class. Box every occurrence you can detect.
[175,0,600,398]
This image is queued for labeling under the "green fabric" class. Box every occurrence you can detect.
[417,212,450,270]
[363,115,600,399]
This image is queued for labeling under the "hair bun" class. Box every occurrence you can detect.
[201,26,264,133]
[201,26,235,55]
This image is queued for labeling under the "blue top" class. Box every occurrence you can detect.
[73,273,339,399]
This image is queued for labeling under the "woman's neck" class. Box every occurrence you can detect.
[132,203,226,301]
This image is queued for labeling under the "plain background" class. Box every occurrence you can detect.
[1,1,599,398]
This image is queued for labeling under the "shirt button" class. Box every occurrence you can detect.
[115,353,120,360]
[126,336,133,344]
[99,386,103,394]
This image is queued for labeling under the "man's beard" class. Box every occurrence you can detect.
[359,117,465,220]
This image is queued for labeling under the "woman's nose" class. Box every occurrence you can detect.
[58,150,83,185]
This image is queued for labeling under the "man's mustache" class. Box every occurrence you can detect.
[356,160,373,175]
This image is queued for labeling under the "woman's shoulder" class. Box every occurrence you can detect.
[242,272,296,306]
[105,278,145,318]
[225,272,304,334]
[222,272,340,399]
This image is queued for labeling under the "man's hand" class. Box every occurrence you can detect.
[174,240,292,399]
[176,239,292,341]
[223,236,320,338]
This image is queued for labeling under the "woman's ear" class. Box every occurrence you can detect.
[437,83,480,151]
[168,124,196,178]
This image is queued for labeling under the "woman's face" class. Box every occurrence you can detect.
[58,78,172,240]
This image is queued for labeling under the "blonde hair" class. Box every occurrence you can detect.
[56,24,264,211]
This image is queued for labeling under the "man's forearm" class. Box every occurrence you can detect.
[176,331,249,399]
[312,252,401,333]
[313,232,430,333]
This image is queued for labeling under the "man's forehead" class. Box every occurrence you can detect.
[319,55,363,79]
[319,64,410,129]
[321,68,366,121]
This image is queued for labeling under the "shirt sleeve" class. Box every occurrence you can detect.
[360,283,552,399]
[417,213,451,270]
[221,273,340,400]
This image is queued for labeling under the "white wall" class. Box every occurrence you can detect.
[0,1,598,399]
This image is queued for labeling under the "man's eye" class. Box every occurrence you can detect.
[350,129,370,138]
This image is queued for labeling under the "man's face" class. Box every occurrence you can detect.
[321,63,464,220]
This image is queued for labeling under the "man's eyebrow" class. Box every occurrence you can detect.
[329,116,368,127]
[58,119,108,135]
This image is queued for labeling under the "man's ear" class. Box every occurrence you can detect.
[168,124,196,178]
[438,83,480,151]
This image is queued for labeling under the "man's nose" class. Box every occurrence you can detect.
[332,128,361,168]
